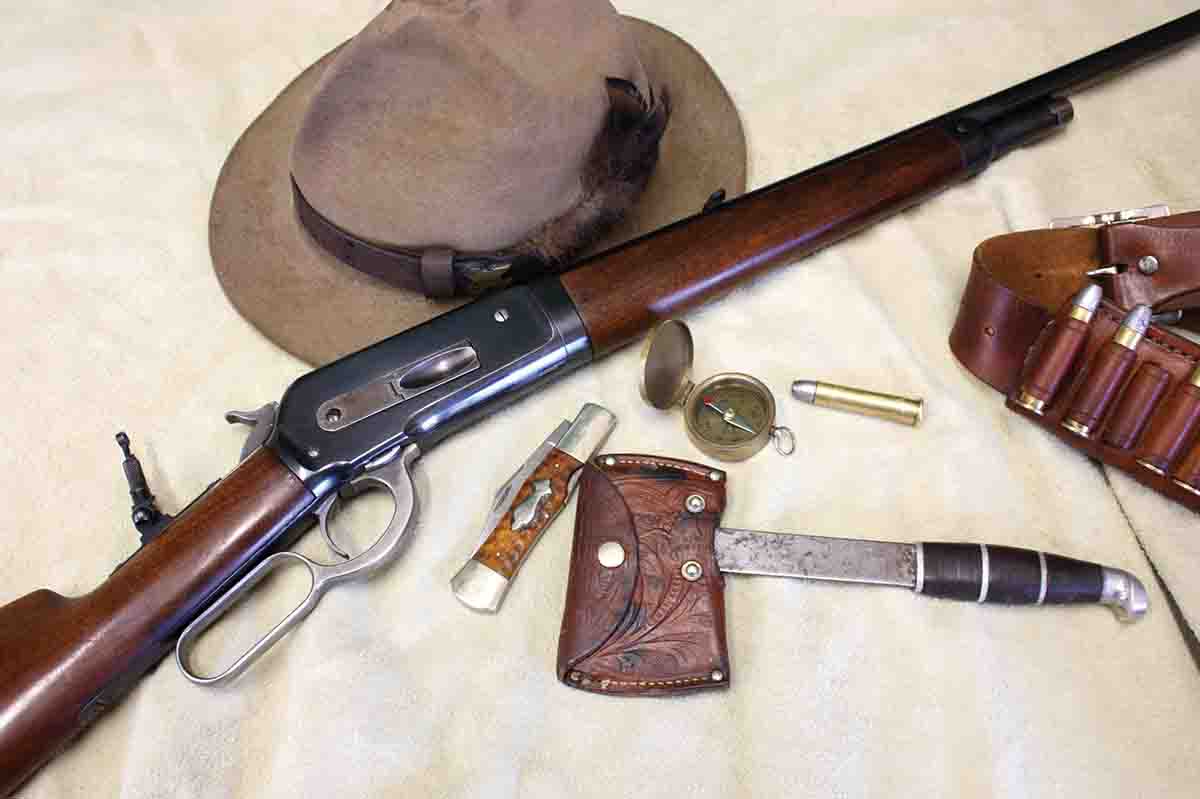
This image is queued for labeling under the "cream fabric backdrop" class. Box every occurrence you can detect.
[1,1,1198,796]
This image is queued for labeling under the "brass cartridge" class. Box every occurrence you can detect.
[791,380,923,426]
[1062,305,1151,439]
[1015,284,1102,415]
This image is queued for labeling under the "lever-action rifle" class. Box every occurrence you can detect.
[2,10,1199,795]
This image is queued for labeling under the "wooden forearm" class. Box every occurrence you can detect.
[560,126,968,355]
[0,448,314,796]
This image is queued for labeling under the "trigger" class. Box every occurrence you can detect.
[314,494,352,560]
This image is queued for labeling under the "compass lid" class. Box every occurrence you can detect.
[639,319,694,409]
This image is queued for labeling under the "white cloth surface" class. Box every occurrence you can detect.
[1,1,1198,796]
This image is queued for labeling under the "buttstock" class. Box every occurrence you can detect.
[0,447,314,796]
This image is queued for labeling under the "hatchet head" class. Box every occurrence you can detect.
[557,454,731,696]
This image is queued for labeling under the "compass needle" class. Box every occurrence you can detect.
[703,398,757,434]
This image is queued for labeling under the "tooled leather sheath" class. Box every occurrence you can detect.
[557,455,730,696]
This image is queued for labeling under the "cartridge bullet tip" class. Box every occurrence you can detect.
[791,380,817,404]
[1073,283,1103,314]
[1121,304,1153,336]
[1111,304,1152,350]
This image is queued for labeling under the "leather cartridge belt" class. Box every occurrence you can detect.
[292,176,522,298]
[950,207,1200,510]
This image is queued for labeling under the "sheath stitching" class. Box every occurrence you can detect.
[578,674,712,690]
[603,455,720,480]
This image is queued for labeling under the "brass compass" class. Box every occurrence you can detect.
[639,320,794,461]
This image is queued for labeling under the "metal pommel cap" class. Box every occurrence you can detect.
[1114,304,1152,350]
[1100,567,1150,622]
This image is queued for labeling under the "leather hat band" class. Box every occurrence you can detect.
[291,176,514,298]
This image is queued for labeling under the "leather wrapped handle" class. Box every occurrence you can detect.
[917,542,1148,621]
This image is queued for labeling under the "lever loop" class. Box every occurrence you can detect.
[175,551,321,685]
[175,444,420,685]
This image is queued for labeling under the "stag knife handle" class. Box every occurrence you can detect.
[453,448,583,612]
[452,404,616,613]
[915,542,1148,621]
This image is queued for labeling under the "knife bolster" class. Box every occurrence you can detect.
[557,454,731,696]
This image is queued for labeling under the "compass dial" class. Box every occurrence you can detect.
[687,380,771,445]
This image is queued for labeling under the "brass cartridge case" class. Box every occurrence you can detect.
[1015,284,1102,415]
[792,380,923,427]
[1062,305,1150,439]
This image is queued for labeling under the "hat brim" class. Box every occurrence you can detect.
[210,17,747,366]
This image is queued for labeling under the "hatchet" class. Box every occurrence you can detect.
[557,454,1148,695]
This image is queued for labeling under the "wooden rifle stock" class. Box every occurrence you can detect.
[0,448,314,796]
[560,127,968,354]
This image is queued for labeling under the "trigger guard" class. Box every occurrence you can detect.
[315,470,395,561]
[312,445,420,580]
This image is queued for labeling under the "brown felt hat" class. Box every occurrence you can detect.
[211,0,747,366]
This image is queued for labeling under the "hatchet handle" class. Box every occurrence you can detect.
[915,542,1149,621]
[0,448,314,796]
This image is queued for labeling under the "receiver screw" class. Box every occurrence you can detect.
[494,308,510,323]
